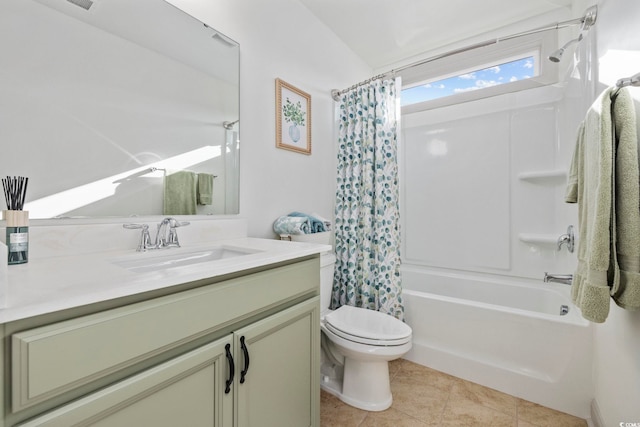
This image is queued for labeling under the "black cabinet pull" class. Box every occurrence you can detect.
[239,336,250,383]
[225,343,234,394]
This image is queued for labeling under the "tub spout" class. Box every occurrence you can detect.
[543,272,573,285]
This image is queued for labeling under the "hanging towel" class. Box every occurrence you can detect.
[565,87,640,323]
[163,171,197,215]
[273,216,311,235]
[288,211,327,233]
[197,173,214,205]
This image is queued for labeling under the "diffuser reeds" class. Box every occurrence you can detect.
[2,176,28,211]
[2,176,29,265]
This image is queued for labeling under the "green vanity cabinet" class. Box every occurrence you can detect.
[234,298,319,427]
[16,335,234,427]
[2,256,321,427]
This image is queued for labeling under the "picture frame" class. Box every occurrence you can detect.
[276,78,312,155]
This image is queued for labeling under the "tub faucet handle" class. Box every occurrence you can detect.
[557,225,575,253]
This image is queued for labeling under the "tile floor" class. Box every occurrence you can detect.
[320,359,588,427]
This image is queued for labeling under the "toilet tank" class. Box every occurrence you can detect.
[320,252,336,311]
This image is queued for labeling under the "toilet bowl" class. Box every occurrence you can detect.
[320,253,412,411]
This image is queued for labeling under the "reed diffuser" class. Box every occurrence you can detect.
[2,176,29,265]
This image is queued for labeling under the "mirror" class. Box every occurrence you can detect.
[0,0,240,218]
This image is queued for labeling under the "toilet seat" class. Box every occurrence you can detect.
[324,305,412,346]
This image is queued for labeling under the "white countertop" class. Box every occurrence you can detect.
[0,237,330,324]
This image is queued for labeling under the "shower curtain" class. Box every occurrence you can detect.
[332,77,404,320]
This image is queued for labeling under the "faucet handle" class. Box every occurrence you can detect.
[557,225,575,253]
[160,219,189,248]
[167,221,189,247]
[123,223,152,252]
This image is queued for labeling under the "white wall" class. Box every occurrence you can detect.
[166,0,371,238]
[591,0,640,424]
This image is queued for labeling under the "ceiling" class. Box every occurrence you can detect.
[299,0,577,70]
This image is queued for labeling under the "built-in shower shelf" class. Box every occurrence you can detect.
[518,170,567,184]
[518,233,557,245]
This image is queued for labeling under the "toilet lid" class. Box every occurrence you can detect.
[324,305,412,346]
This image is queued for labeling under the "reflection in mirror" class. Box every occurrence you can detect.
[0,0,240,218]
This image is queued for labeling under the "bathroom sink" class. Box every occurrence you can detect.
[112,246,256,273]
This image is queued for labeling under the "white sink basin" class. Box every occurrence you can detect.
[112,246,256,273]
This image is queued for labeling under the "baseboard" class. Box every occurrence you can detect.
[590,399,604,427]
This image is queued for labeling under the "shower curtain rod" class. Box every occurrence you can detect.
[331,6,598,101]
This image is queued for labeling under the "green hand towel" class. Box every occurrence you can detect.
[163,171,197,215]
[565,87,640,323]
[197,173,214,205]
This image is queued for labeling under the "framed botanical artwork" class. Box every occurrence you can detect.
[276,78,312,155]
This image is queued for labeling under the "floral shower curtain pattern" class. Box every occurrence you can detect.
[332,77,404,320]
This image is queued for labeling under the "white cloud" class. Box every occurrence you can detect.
[422,82,446,90]
[510,76,518,82]
[459,73,476,80]
[453,80,500,93]
[475,79,499,88]
[523,60,533,69]
[487,66,501,74]
[453,79,500,93]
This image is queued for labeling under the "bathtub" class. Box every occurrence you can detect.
[402,266,593,418]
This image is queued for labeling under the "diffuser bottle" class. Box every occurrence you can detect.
[5,210,28,264]
[2,176,29,264]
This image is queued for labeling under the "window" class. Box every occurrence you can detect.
[398,31,557,112]
[401,55,537,106]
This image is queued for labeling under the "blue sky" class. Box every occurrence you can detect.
[401,56,535,105]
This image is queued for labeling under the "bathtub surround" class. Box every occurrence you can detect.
[398,13,598,417]
[565,86,640,322]
[333,78,403,319]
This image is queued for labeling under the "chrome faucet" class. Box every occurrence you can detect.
[123,217,190,251]
[543,272,573,285]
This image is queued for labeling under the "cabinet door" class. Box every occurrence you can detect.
[235,297,320,427]
[17,335,234,427]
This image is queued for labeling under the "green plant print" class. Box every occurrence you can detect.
[283,98,305,126]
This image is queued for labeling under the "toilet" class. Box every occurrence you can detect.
[319,252,412,411]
